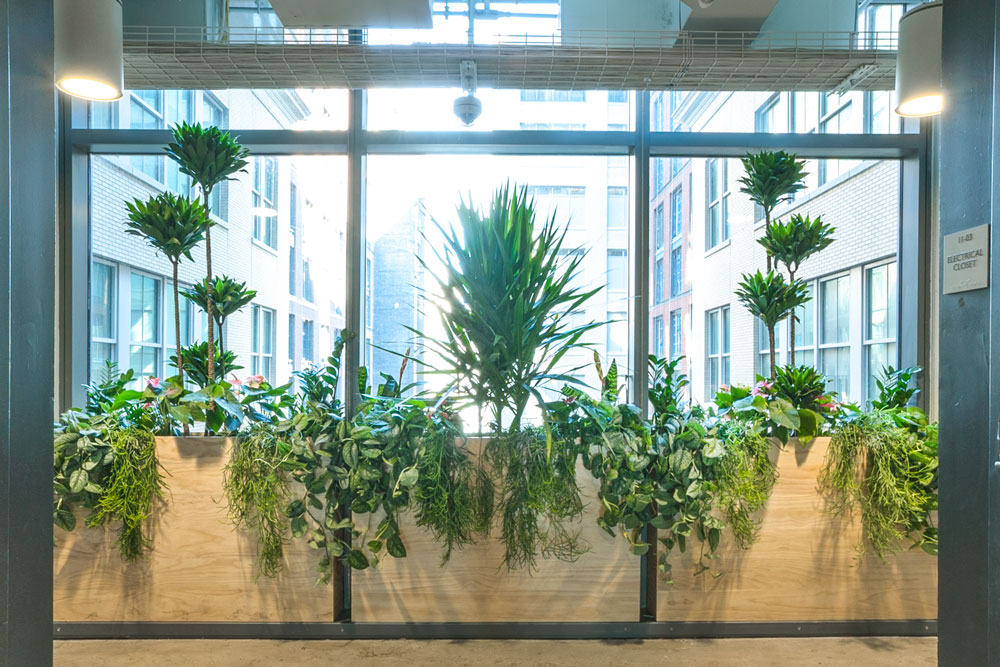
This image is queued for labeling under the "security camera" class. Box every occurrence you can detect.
[453,94,482,126]
[454,60,482,126]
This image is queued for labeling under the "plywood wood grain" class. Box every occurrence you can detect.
[54,437,334,622]
[658,437,937,621]
[352,439,641,622]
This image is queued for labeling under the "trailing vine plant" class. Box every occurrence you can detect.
[818,366,938,558]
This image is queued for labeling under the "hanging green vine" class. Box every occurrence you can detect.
[223,425,292,578]
[818,367,938,559]
[87,427,167,561]
[713,418,778,549]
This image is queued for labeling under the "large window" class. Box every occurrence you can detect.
[670,247,683,297]
[865,261,898,402]
[129,272,161,381]
[670,187,683,240]
[706,158,730,248]
[819,274,851,399]
[250,304,276,383]
[670,309,683,360]
[706,306,730,400]
[653,204,664,251]
[654,258,664,304]
[791,282,817,368]
[253,157,279,248]
[653,315,664,357]
[302,319,315,364]
[90,261,117,380]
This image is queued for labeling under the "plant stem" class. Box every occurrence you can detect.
[788,268,796,366]
[172,260,184,386]
[768,324,776,379]
[202,186,215,385]
[764,207,772,272]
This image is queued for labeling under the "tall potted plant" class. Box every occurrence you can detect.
[181,275,257,357]
[735,270,809,379]
[420,183,602,569]
[124,192,207,386]
[737,151,808,271]
[165,122,250,385]
[758,213,835,363]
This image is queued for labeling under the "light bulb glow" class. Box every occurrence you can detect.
[56,77,122,101]
[896,94,944,117]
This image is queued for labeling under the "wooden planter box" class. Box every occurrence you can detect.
[658,437,937,622]
[53,437,334,623]
[53,435,936,625]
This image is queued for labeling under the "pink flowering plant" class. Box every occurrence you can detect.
[713,367,828,445]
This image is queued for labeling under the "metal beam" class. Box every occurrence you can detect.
[648,131,924,159]
[53,619,937,640]
[1,0,57,665]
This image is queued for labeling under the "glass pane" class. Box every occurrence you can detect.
[707,310,719,355]
[867,342,897,403]
[792,283,815,349]
[90,262,116,340]
[821,275,850,344]
[670,310,682,359]
[90,341,115,383]
[867,262,897,341]
[129,345,159,381]
[367,154,632,424]
[821,347,851,399]
[130,273,160,344]
[721,307,730,354]
[653,90,915,135]
[368,88,634,132]
[87,89,348,130]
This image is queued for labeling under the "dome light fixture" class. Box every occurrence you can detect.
[894,2,943,117]
[54,0,124,101]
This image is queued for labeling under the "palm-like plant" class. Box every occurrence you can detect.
[737,151,808,271]
[169,342,243,389]
[422,183,602,434]
[180,276,257,356]
[758,214,835,362]
[735,271,810,379]
[165,122,251,385]
[125,193,207,385]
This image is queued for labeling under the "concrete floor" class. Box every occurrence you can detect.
[54,637,937,666]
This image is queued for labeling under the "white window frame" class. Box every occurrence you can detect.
[706,306,730,400]
[863,259,899,403]
[250,304,277,383]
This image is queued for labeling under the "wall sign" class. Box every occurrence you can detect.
[943,223,990,294]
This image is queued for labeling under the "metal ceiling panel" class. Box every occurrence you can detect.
[268,0,433,28]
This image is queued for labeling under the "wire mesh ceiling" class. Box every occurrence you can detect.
[123,27,898,91]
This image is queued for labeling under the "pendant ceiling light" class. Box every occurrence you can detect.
[54,0,124,101]
[894,1,943,117]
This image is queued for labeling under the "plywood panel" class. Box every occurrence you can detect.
[352,439,640,622]
[658,437,937,621]
[54,437,334,622]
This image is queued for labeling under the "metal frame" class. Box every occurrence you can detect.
[59,92,929,639]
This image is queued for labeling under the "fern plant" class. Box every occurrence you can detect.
[124,193,207,385]
[165,122,250,384]
[758,214,835,362]
[737,150,808,271]
[181,275,257,356]
[735,271,809,379]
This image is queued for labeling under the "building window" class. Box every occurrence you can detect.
[252,156,278,248]
[654,257,664,304]
[288,247,296,295]
[670,247,682,297]
[288,314,296,365]
[706,158,730,248]
[819,274,851,399]
[129,91,165,181]
[607,186,627,230]
[289,182,298,243]
[653,315,665,357]
[201,92,228,128]
[654,158,665,194]
[129,271,161,381]
[526,185,586,230]
[865,261,898,403]
[302,259,314,302]
[520,89,585,102]
[607,249,628,292]
[706,306,730,399]
[790,282,817,368]
[90,261,117,381]
[652,93,665,132]
[608,90,628,104]
[670,309,683,359]
[755,93,788,133]
[302,319,315,363]
[654,204,665,251]
[607,311,627,355]
[758,316,786,376]
[670,186,683,240]
[250,304,276,383]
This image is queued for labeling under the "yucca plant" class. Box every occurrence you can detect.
[737,151,808,271]
[169,341,242,389]
[165,122,250,384]
[735,271,809,379]
[125,193,208,385]
[758,214,835,362]
[181,275,257,356]
[422,182,602,434]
